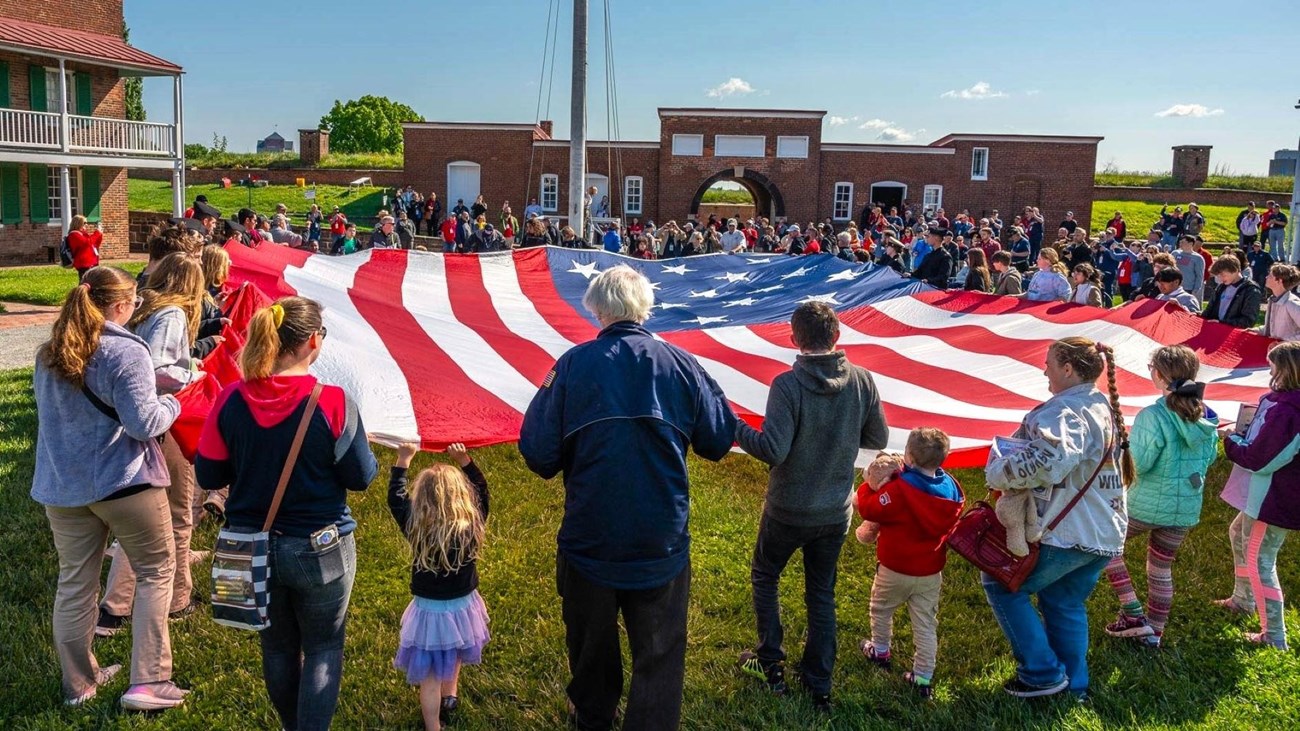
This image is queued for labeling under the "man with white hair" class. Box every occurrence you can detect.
[268,214,304,248]
[519,265,736,731]
[370,215,400,249]
[720,219,747,254]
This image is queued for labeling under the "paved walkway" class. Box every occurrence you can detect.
[0,302,59,371]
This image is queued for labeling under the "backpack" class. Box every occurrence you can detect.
[58,236,74,268]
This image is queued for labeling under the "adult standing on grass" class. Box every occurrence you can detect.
[195,296,378,731]
[519,266,736,731]
[425,193,442,236]
[983,337,1133,700]
[32,266,189,710]
[1264,201,1289,261]
[67,214,103,279]
[1102,345,1217,648]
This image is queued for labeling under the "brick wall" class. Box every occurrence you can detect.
[1094,186,1291,208]
[0,50,124,116]
[0,164,126,265]
[402,127,536,216]
[0,0,123,36]
[128,209,169,252]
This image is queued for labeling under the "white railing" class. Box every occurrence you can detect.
[0,108,176,157]
[68,115,175,157]
[0,108,61,149]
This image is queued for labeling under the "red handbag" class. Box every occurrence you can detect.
[948,444,1111,592]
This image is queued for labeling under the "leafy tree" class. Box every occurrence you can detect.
[122,23,145,121]
[319,96,423,154]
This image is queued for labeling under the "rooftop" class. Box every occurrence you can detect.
[0,16,181,76]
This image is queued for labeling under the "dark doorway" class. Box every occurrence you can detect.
[690,168,786,221]
[868,184,905,214]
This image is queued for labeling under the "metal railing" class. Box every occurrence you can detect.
[0,108,176,157]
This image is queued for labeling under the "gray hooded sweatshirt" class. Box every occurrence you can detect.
[735,351,890,527]
[31,322,180,507]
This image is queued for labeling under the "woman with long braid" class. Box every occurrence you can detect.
[984,337,1133,701]
[1103,346,1218,647]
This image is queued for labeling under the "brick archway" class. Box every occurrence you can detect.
[689,168,786,220]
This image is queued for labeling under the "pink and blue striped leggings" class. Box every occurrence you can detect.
[1227,511,1290,649]
[1103,518,1191,636]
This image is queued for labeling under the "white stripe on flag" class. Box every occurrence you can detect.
[477,252,577,360]
[285,251,420,443]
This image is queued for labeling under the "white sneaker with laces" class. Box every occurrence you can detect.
[120,680,190,711]
[65,664,121,706]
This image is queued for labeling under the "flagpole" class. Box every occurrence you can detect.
[568,0,588,241]
[1290,99,1299,264]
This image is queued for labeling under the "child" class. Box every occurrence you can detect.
[855,427,965,699]
[1219,341,1300,649]
[734,301,890,711]
[391,442,492,730]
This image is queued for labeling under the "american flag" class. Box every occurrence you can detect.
[224,245,1273,468]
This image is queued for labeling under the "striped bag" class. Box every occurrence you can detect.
[211,384,322,631]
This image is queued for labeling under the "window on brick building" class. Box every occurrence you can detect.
[540,174,559,212]
[714,135,765,157]
[923,185,943,214]
[832,182,853,221]
[48,166,80,222]
[971,147,989,181]
[623,176,643,216]
[776,136,809,158]
[672,134,703,156]
[43,68,76,114]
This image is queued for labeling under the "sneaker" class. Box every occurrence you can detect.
[120,681,189,711]
[440,695,459,725]
[904,671,934,700]
[1212,597,1251,614]
[1138,633,1162,649]
[168,597,201,621]
[188,549,210,564]
[737,651,787,695]
[1105,613,1155,638]
[808,692,832,714]
[1245,631,1288,650]
[95,609,127,638]
[1003,676,1069,699]
[65,664,121,706]
[859,639,892,669]
[202,489,228,521]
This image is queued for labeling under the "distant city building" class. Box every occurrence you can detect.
[1269,149,1298,178]
[256,132,294,153]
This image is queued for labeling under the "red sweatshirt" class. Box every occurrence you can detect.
[856,468,965,576]
[67,229,102,270]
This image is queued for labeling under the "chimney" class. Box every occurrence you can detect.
[1171,145,1212,188]
[538,120,554,139]
[299,129,330,166]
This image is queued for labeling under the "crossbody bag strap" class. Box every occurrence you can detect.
[81,385,121,423]
[261,383,324,533]
[1043,439,1114,533]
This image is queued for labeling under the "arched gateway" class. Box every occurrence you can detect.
[689,167,786,221]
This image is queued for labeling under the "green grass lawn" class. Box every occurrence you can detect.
[0,262,144,307]
[2,367,1299,729]
[128,179,391,225]
[1091,200,1273,244]
[183,150,404,170]
[1096,172,1294,194]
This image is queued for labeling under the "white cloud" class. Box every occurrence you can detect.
[827,115,850,126]
[876,127,917,142]
[1025,89,1041,96]
[706,77,755,98]
[941,81,1008,100]
[858,118,891,130]
[1154,103,1224,118]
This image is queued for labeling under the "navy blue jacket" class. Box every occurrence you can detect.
[518,321,736,590]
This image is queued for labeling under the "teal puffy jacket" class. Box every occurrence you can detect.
[1126,398,1219,527]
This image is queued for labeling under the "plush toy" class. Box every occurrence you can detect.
[855,453,905,545]
[994,488,1042,557]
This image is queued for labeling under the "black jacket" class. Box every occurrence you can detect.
[1202,276,1264,329]
[389,463,489,600]
[912,246,953,289]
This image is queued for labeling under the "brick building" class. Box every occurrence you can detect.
[403,108,1101,230]
[0,0,183,265]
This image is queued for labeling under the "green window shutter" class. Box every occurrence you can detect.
[82,168,101,222]
[29,165,49,223]
[0,61,11,108]
[28,64,45,111]
[75,72,91,116]
[0,165,20,224]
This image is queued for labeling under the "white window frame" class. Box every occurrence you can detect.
[623,176,643,216]
[671,134,704,156]
[776,135,809,159]
[714,135,765,158]
[48,166,80,224]
[539,173,559,212]
[923,184,943,214]
[832,182,853,221]
[44,67,76,114]
[971,147,989,181]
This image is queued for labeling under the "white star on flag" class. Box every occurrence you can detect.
[752,284,785,293]
[780,266,812,280]
[722,297,762,308]
[800,292,842,305]
[685,315,728,325]
[744,258,772,265]
[567,261,602,279]
[713,272,751,283]
[689,289,722,299]
[661,263,695,275]
[827,269,868,282]
[657,301,689,310]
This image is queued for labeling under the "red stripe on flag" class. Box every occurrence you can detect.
[513,248,602,344]
[443,254,558,385]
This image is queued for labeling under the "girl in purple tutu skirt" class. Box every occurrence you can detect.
[390,442,491,731]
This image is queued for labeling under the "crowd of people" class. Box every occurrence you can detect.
[23,185,1299,729]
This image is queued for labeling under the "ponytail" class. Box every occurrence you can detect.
[240,296,323,380]
[40,267,136,386]
[1150,345,1205,423]
[1097,343,1137,486]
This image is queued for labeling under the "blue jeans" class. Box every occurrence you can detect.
[751,513,848,695]
[259,531,356,731]
[983,545,1110,693]
[1268,228,1287,261]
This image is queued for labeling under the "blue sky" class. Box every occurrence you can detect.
[128,0,1296,175]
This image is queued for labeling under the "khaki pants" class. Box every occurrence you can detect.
[102,434,195,615]
[869,564,942,678]
[46,487,175,698]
